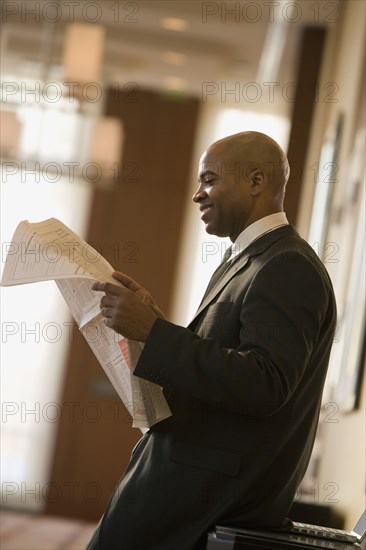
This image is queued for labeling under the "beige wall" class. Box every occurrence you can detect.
[299,0,365,530]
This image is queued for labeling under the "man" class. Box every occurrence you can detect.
[88,131,337,550]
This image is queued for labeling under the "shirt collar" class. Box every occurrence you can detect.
[229,212,289,260]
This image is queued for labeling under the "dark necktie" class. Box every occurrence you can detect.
[200,246,233,303]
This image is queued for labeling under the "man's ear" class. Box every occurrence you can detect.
[249,169,266,196]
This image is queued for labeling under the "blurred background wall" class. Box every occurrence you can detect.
[1,0,364,536]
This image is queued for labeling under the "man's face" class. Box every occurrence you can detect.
[193,145,252,242]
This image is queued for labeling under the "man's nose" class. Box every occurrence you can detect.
[192,184,207,203]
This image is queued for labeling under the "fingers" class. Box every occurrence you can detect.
[92,281,121,296]
[94,288,119,320]
[100,295,115,308]
[91,277,157,341]
[100,307,113,319]
[112,271,140,291]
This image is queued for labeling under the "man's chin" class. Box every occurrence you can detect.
[203,223,215,235]
[204,223,226,238]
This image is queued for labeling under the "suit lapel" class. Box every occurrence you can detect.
[192,254,250,320]
[188,224,299,326]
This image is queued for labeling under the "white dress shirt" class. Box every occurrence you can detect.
[228,212,289,261]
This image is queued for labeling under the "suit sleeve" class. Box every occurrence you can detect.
[133,250,334,417]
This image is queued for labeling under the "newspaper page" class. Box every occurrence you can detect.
[1,217,172,429]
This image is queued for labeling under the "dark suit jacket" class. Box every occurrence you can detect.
[91,225,337,550]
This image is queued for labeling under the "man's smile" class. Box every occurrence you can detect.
[199,204,213,219]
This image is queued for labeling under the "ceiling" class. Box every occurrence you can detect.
[1,0,340,105]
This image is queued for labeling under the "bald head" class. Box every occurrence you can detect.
[194,131,290,240]
[206,131,290,202]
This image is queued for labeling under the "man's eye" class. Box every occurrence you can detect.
[204,179,214,185]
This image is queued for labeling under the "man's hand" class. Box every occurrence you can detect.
[112,271,166,320]
[92,280,158,342]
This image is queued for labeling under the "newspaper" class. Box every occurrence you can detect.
[1,217,172,429]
